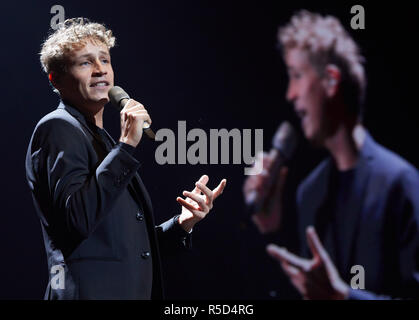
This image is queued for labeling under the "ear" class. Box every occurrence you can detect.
[323,64,341,97]
[49,72,61,91]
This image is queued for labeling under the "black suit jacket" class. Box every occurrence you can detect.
[25,101,190,299]
[296,132,419,299]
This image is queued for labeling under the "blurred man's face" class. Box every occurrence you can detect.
[56,39,114,111]
[284,48,330,144]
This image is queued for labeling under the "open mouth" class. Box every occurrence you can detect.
[296,109,307,121]
[90,81,109,87]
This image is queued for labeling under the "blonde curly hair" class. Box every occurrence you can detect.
[278,10,366,116]
[40,17,116,75]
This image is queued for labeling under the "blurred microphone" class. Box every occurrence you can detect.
[108,86,155,140]
[246,121,298,214]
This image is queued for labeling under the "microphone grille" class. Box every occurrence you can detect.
[272,121,298,160]
[108,86,129,111]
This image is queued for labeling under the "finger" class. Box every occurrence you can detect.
[121,98,133,110]
[268,148,276,159]
[129,109,149,115]
[128,111,152,124]
[176,197,205,219]
[122,99,136,111]
[123,99,144,110]
[266,244,309,270]
[243,175,258,194]
[130,115,151,129]
[212,179,227,200]
[280,260,300,277]
[192,175,209,194]
[243,178,263,202]
[183,191,209,212]
[264,149,276,171]
[120,112,128,137]
[270,167,288,199]
[125,104,145,113]
[127,110,150,121]
[138,114,152,126]
[278,167,288,190]
[195,182,213,205]
[266,244,285,262]
[176,197,199,212]
[306,226,329,263]
[123,113,131,138]
[198,174,209,185]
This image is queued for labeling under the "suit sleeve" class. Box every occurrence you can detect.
[27,118,141,241]
[347,288,400,300]
[114,141,193,252]
[155,216,193,254]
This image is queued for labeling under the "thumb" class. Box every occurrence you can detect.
[306,226,327,262]
[306,227,343,283]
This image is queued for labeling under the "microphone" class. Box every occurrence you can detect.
[246,121,298,214]
[108,86,155,140]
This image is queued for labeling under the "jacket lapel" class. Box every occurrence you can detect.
[298,158,333,258]
[335,154,371,276]
[317,132,375,277]
[57,101,109,153]
[338,132,375,275]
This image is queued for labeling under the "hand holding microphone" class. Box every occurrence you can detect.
[108,86,155,147]
[243,122,298,234]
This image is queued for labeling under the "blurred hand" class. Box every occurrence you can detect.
[267,226,350,300]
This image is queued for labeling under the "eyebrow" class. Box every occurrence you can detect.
[75,51,110,60]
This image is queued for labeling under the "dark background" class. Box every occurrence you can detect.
[0,0,418,299]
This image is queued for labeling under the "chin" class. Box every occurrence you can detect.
[98,96,110,103]
[89,95,109,103]
[302,126,313,140]
[305,128,324,146]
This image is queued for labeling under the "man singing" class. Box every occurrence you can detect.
[244,11,419,299]
[25,18,226,300]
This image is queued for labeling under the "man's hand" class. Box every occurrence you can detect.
[243,150,288,234]
[176,175,227,233]
[266,226,350,300]
[119,99,152,147]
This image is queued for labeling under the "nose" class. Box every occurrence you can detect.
[92,58,107,76]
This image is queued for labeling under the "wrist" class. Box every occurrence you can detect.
[117,142,136,155]
[333,281,350,300]
[178,215,197,233]
[119,137,136,147]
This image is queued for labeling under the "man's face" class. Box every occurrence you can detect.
[284,48,331,144]
[56,39,114,110]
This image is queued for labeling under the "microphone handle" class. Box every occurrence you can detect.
[247,148,285,215]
